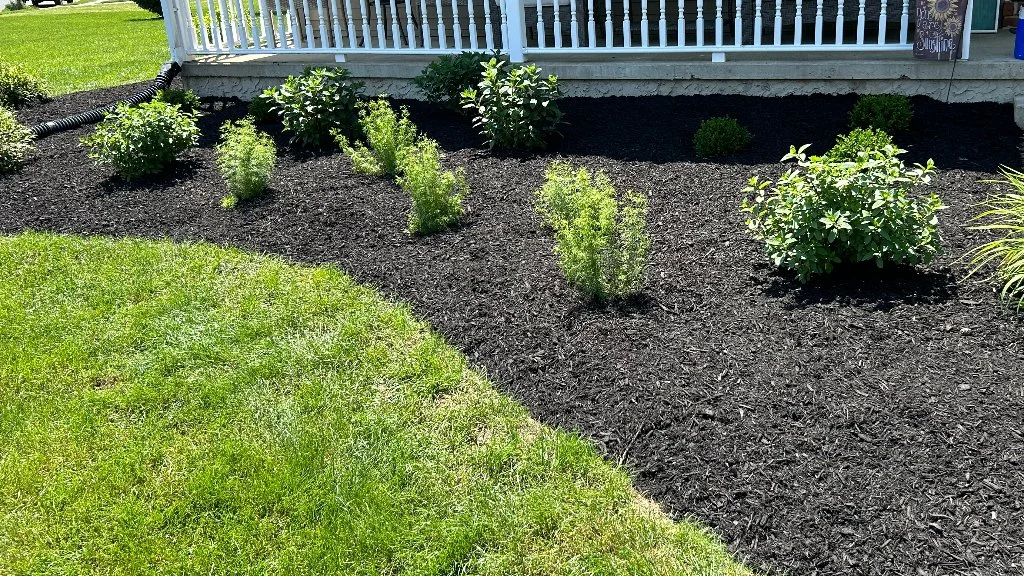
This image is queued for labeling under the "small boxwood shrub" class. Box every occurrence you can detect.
[461,59,562,150]
[414,51,492,109]
[81,100,199,180]
[248,87,280,124]
[693,117,752,158]
[826,127,894,161]
[966,167,1024,309]
[398,138,467,234]
[156,88,200,112]
[0,106,34,172]
[849,94,912,133]
[337,98,418,176]
[267,67,364,148]
[742,144,943,282]
[216,117,277,208]
[130,0,162,16]
[0,61,46,108]
[534,161,651,301]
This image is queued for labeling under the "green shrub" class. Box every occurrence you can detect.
[248,87,280,124]
[2,0,27,12]
[461,59,562,150]
[966,167,1024,309]
[826,127,894,161]
[129,0,162,16]
[336,98,418,176]
[0,61,46,108]
[742,144,943,282]
[156,88,200,112]
[693,117,752,158]
[534,161,651,301]
[267,67,364,148]
[398,138,467,234]
[849,94,912,133]
[414,51,492,109]
[81,100,199,180]
[0,106,34,172]
[216,117,277,208]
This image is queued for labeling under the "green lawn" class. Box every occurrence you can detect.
[0,233,749,576]
[0,3,168,95]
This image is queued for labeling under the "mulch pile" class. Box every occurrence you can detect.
[3,85,1023,576]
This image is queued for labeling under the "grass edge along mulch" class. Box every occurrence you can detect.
[0,232,751,576]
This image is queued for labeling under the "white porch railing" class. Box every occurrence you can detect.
[160,0,973,62]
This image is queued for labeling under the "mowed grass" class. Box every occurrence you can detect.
[0,3,168,95]
[0,233,750,576]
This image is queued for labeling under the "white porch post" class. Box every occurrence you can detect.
[159,0,190,63]
[504,0,527,62]
[962,0,973,60]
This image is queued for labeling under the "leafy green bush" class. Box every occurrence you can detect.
[534,161,651,301]
[81,100,199,180]
[826,127,894,161]
[414,51,492,109]
[0,61,46,108]
[216,117,277,208]
[129,0,162,16]
[336,98,418,176]
[248,87,280,124]
[0,106,34,172]
[266,67,364,148]
[849,94,912,133]
[156,88,200,112]
[966,167,1024,309]
[461,59,562,150]
[742,144,943,282]
[693,117,752,158]
[398,138,467,234]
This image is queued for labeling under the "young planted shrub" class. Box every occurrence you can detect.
[81,100,199,180]
[849,94,913,133]
[0,61,46,108]
[693,116,752,158]
[534,162,651,301]
[266,67,364,148]
[461,59,562,150]
[336,98,418,176]
[826,127,894,161]
[965,167,1024,309]
[248,87,280,124]
[156,88,201,112]
[0,106,34,173]
[216,117,277,208]
[398,138,467,234]
[742,144,943,282]
[413,51,492,109]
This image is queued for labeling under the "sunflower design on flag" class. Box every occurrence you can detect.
[943,15,963,35]
[927,0,959,21]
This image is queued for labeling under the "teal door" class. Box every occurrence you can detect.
[971,0,1000,31]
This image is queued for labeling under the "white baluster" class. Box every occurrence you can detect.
[193,0,210,49]
[300,0,315,47]
[677,0,685,46]
[404,0,416,48]
[231,0,249,47]
[814,0,822,45]
[283,0,299,47]
[734,0,742,45]
[604,0,613,47]
[536,0,546,47]
[773,0,781,44]
[552,0,560,48]
[899,0,908,44]
[256,0,275,47]
[246,0,262,47]
[696,0,705,45]
[794,0,802,44]
[389,0,401,46]
[420,0,431,48]
[570,0,580,47]
[835,0,844,44]
[715,0,723,45]
[453,0,463,49]
[641,0,649,47]
[271,0,285,47]
[342,0,356,47]
[500,0,509,48]
[483,0,494,49]
[315,0,328,47]
[360,0,372,45]
[659,0,667,46]
[877,0,887,44]
[434,0,447,48]
[622,0,631,47]
[217,0,236,48]
[329,0,343,46]
[374,0,386,47]
[468,0,479,48]
[754,0,761,44]
[588,0,597,46]
[856,0,864,43]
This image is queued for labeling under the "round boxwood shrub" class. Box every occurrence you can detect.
[0,106,34,172]
[81,100,200,180]
[0,61,46,109]
[826,127,894,161]
[693,116,752,158]
[849,94,912,133]
[130,0,162,16]
[414,51,492,109]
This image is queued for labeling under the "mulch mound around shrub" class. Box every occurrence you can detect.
[3,86,1023,576]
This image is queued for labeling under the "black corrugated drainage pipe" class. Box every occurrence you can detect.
[28,61,183,139]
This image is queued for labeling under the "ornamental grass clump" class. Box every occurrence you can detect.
[414,51,492,109]
[398,138,467,235]
[81,100,199,180]
[849,94,913,133]
[0,61,46,108]
[266,67,364,148]
[461,59,562,150]
[216,117,277,208]
[693,116,752,158]
[0,106,34,173]
[742,144,943,282]
[336,98,418,176]
[535,161,651,301]
[965,167,1024,309]
[826,127,894,161]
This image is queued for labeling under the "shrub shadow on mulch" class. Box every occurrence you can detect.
[760,262,959,310]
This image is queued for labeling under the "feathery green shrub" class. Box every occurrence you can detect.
[216,117,277,208]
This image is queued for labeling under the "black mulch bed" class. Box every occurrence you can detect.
[4,86,1024,576]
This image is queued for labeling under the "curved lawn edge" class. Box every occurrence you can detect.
[0,232,751,576]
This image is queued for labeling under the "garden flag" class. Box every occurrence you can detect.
[914,0,971,60]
